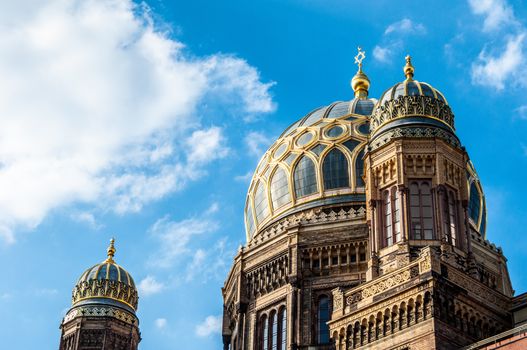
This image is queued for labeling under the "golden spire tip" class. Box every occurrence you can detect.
[404,54,414,80]
[106,237,116,262]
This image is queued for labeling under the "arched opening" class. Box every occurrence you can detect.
[322,148,349,190]
[317,295,331,344]
[293,155,318,198]
[270,167,291,210]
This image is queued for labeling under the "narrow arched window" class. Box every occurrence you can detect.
[294,156,318,198]
[442,190,458,246]
[409,181,434,240]
[318,296,330,344]
[355,148,365,187]
[254,181,270,224]
[246,201,256,237]
[260,315,269,350]
[279,308,287,350]
[323,148,349,190]
[270,311,278,350]
[383,187,401,247]
[270,167,291,210]
[468,182,481,224]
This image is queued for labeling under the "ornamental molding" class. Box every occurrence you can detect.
[248,206,366,248]
[72,279,138,310]
[369,126,461,152]
[63,305,138,326]
[370,95,455,133]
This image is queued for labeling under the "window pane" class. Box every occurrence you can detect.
[355,148,365,187]
[318,297,330,344]
[280,309,287,350]
[254,182,270,224]
[323,149,349,190]
[262,316,268,350]
[270,167,291,210]
[294,156,318,198]
[468,182,481,224]
[271,313,278,350]
[384,190,393,246]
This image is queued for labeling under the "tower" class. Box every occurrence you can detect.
[59,239,141,350]
[222,49,517,350]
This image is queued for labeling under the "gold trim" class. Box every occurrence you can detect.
[73,295,136,311]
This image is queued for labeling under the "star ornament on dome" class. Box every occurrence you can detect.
[354,47,366,71]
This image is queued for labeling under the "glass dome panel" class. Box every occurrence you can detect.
[296,132,314,147]
[270,167,291,209]
[393,83,405,99]
[407,81,420,96]
[254,182,270,224]
[343,139,360,153]
[284,153,297,165]
[301,107,327,127]
[420,83,435,97]
[358,122,370,135]
[325,125,344,138]
[326,102,350,119]
[119,267,129,284]
[354,100,374,115]
[273,143,287,159]
[109,264,118,281]
[97,264,107,280]
[294,156,318,198]
[323,148,349,190]
[309,144,326,156]
[246,202,256,236]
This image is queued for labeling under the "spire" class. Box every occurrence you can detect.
[351,46,370,99]
[105,238,116,263]
[404,54,414,80]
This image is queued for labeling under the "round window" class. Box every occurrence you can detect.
[325,125,344,138]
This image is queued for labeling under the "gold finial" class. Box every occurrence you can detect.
[351,46,370,99]
[354,46,366,72]
[404,54,414,80]
[106,238,116,263]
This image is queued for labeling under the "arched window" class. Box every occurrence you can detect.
[409,181,434,240]
[260,315,269,350]
[294,156,318,198]
[279,308,287,350]
[270,167,291,210]
[442,190,458,246]
[318,296,330,344]
[254,181,270,224]
[468,182,481,224]
[270,311,278,350]
[355,148,365,187]
[383,187,401,247]
[323,148,349,190]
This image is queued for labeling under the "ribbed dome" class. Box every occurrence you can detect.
[71,239,138,312]
[378,79,447,106]
[245,98,375,241]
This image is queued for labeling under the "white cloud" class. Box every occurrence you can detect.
[35,288,58,297]
[138,275,165,296]
[148,214,218,268]
[155,318,168,329]
[0,0,275,243]
[234,171,253,182]
[245,131,273,158]
[468,0,516,32]
[373,19,425,63]
[70,211,101,229]
[195,315,222,337]
[471,33,526,90]
[185,238,232,282]
[384,18,426,35]
[373,45,392,63]
[515,105,527,120]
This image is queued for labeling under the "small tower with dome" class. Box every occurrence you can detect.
[59,239,141,350]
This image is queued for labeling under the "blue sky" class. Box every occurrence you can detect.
[0,0,526,349]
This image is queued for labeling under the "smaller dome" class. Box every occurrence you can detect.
[370,55,455,140]
[71,239,138,312]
